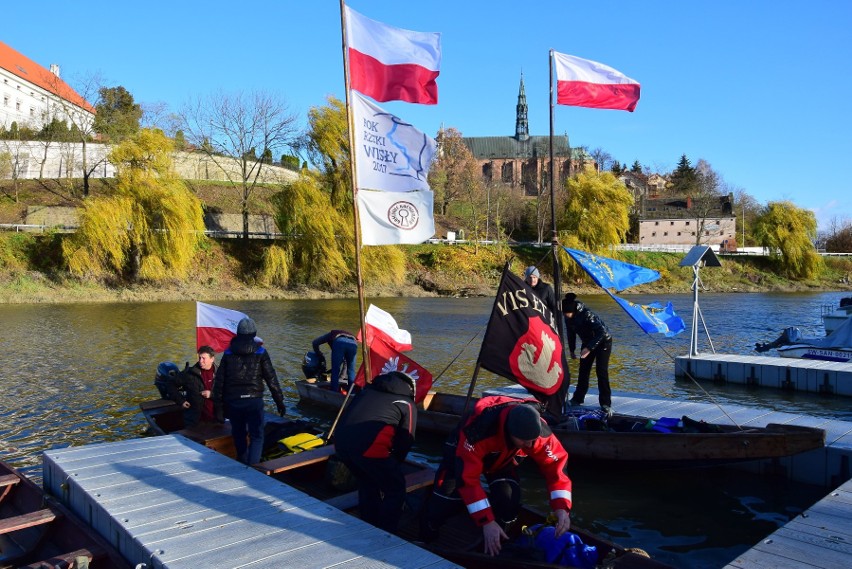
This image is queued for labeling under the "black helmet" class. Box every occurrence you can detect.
[302,351,327,379]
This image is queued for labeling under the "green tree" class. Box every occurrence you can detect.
[752,200,822,279]
[62,129,205,281]
[93,86,142,142]
[181,90,299,240]
[630,160,643,174]
[669,154,697,195]
[560,167,633,252]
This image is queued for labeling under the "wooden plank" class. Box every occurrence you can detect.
[18,547,101,569]
[0,473,21,488]
[254,444,336,475]
[324,466,436,511]
[0,508,57,534]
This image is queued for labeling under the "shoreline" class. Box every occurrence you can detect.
[1,279,849,306]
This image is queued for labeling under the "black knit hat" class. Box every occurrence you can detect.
[237,317,257,336]
[506,404,542,440]
[562,292,578,314]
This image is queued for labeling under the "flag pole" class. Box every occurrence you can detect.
[549,48,570,415]
[340,0,372,387]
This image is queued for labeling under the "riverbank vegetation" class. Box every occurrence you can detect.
[3,95,851,304]
[2,229,851,305]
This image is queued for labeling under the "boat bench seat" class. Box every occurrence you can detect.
[15,547,102,569]
[254,444,337,476]
[324,467,436,511]
[0,474,21,489]
[0,508,57,535]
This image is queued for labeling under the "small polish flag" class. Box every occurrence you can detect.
[196,302,248,352]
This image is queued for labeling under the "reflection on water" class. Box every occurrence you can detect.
[1,291,849,568]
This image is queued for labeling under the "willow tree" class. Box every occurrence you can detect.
[561,167,633,252]
[752,200,822,279]
[267,96,406,287]
[62,129,205,281]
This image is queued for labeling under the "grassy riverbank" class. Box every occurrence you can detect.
[2,233,851,305]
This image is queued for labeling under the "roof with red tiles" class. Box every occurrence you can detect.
[0,41,95,114]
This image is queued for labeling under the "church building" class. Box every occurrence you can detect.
[462,75,591,196]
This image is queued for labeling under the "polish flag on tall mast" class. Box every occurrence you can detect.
[344,5,441,105]
[553,51,640,112]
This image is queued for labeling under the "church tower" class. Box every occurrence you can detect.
[515,73,529,141]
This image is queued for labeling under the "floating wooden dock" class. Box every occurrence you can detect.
[42,435,460,569]
[674,352,852,397]
[723,477,852,568]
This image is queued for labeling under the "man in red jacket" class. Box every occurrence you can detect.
[421,396,573,556]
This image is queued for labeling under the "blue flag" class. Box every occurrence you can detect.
[563,247,660,292]
[610,294,686,337]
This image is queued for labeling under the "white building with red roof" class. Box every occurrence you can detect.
[0,40,95,131]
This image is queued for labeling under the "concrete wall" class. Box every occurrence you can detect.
[0,141,299,185]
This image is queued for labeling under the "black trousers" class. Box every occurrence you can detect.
[571,337,613,407]
[337,452,406,533]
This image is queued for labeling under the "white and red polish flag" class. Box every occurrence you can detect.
[354,339,433,403]
[196,302,248,353]
[553,51,640,112]
[356,304,413,352]
[344,5,441,105]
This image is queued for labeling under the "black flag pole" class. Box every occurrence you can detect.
[549,48,570,415]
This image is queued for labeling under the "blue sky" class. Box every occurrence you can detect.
[5,1,851,230]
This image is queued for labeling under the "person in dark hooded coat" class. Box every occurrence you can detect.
[562,293,613,415]
[333,371,417,533]
[212,317,286,465]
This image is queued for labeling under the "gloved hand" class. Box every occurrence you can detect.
[277,404,286,417]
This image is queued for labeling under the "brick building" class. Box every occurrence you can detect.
[461,75,591,196]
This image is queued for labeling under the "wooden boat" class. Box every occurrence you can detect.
[254,445,672,569]
[295,380,826,467]
[141,399,672,567]
[0,460,131,568]
[140,398,324,459]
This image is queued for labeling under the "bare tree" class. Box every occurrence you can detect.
[589,147,612,172]
[43,71,104,197]
[688,159,727,245]
[180,90,299,240]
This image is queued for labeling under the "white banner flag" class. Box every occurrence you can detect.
[351,90,436,192]
[357,189,435,245]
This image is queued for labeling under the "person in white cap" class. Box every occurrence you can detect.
[524,265,558,320]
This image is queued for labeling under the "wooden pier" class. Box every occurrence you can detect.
[674,352,852,397]
[724,477,852,568]
[41,435,460,569]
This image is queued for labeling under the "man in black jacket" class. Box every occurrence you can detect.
[212,318,286,465]
[333,371,417,533]
[167,345,217,428]
[562,293,613,416]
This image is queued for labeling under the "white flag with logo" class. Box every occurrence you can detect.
[357,189,435,245]
[351,90,436,192]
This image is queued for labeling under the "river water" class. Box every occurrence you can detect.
[1,291,849,568]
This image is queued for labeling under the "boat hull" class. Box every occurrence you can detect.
[0,460,131,568]
[296,380,825,466]
[777,345,852,362]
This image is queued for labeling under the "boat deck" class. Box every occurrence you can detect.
[42,435,460,569]
[674,352,852,396]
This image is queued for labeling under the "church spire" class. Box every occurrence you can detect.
[515,72,529,141]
